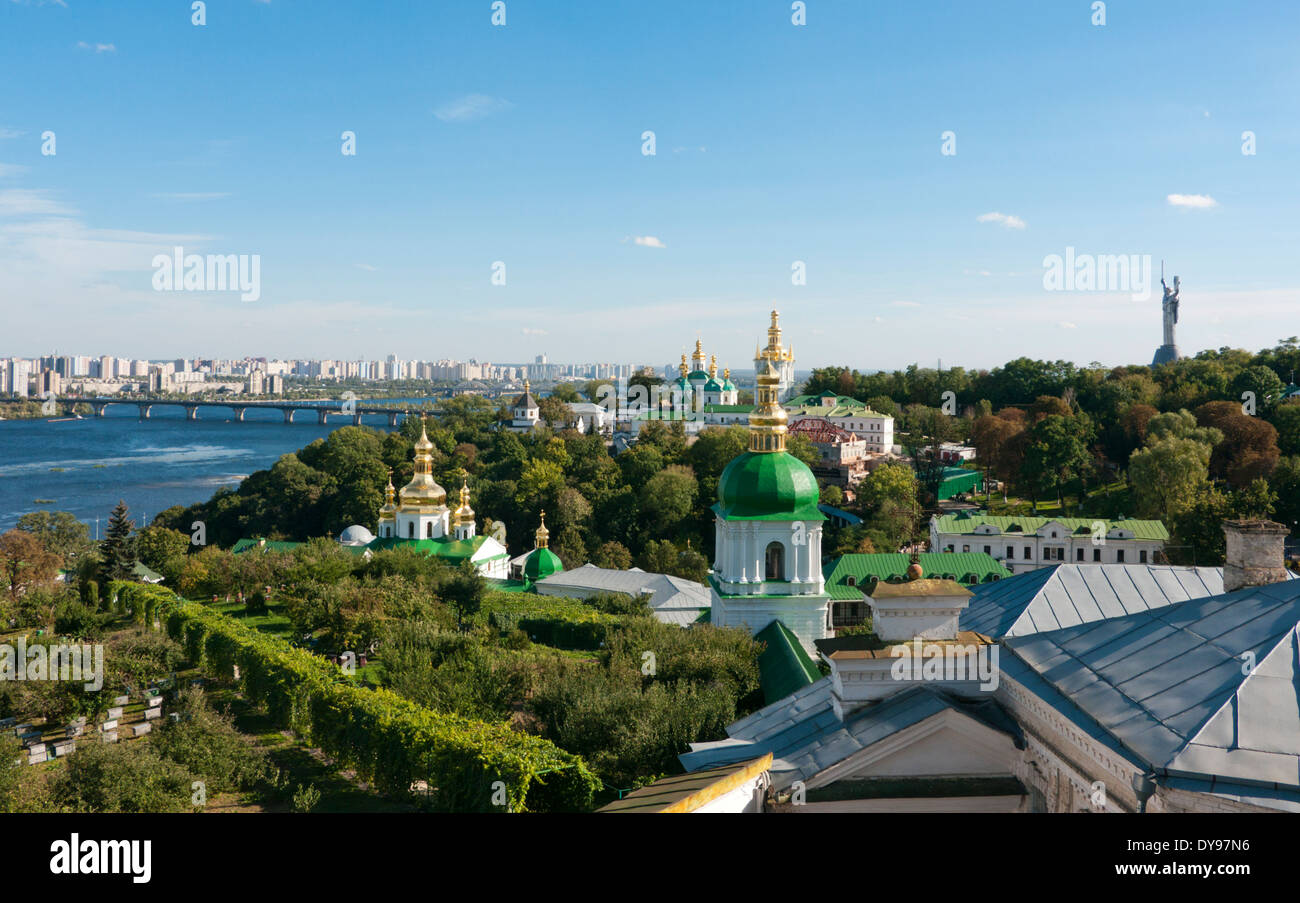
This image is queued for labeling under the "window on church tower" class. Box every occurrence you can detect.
[426,522,433,538]
[408,522,414,538]
[765,542,785,581]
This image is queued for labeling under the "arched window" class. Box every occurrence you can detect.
[407,521,414,538]
[845,575,856,587]
[765,542,785,581]
[426,521,433,538]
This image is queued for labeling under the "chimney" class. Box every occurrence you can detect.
[1222,520,1290,593]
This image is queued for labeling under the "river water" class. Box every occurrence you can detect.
[0,403,416,534]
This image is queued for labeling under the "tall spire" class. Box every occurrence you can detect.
[708,354,718,379]
[679,354,689,378]
[692,338,706,371]
[750,312,788,453]
[400,417,446,503]
[534,511,550,549]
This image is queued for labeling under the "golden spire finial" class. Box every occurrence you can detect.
[708,354,718,379]
[679,354,688,377]
[749,314,788,454]
[535,511,550,548]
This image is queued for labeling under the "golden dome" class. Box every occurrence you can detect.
[452,476,475,525]
[379,469,397,519]
[400,420,446,505]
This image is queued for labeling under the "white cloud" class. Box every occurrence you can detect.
[1059,321,1077,329]
[891,300,921,308]
[976,211,1026,230]
[0,128,24,140]
[632,235,666,249]
[0,163,28,178]
[354,263,377,272]
[522,328,548,336]
[433,94,512,122]
[0,189,77,217]
[77,41,117,53]
[1167,193,1218,209]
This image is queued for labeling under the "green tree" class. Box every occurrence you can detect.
[15,511,92,566]
[639,466,698,534]
[134,525,190,579]
[1269,404,1300,457]
[1127,438,1212,523]
[593,540,633,570]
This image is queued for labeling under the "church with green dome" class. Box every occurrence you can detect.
[710,311,831,653]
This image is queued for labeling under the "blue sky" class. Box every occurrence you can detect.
[2,0,1297,370]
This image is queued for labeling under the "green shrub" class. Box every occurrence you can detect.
[110,581,600,812]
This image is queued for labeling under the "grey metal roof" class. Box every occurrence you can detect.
[960,564,1229,638]
[536,564,711,625]
[680,684,1020,790]
[1003,577,1300,794]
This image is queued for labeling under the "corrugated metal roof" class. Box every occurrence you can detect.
[960,564,1226,638]
[1003,578,1300,792]
[535,564,711,625]
[681,685,1020,790]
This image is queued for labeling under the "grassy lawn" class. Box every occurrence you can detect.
[981,479,1135,520]
[209,600,296,641]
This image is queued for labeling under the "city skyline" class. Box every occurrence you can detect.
[2,2,1298,368]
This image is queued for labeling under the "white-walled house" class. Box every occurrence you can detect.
[930,513,1169,574]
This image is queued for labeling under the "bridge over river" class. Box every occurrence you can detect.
[50,397,437,426]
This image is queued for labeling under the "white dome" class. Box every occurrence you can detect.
[339,524,375,546]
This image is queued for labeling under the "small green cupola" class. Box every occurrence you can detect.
[523,511,564,580]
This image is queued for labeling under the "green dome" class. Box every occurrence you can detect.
[687,370,709,381]
[523,547,564,580]
[704,378,724,392]
[722,379,737,391]
[716,451,825,521]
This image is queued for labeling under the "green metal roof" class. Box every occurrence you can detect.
[232,538,304,554]
[755,619,821,705]
[823,552,1011,600]
[366,534,500,561]
[932,513,1170,540]
[523,546,564,580]
[715,451,825,522]
[702,404,753,414]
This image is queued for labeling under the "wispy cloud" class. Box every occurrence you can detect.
[1059,321,1077,329]
[0,163,28,178]
[891,300,921,308]
[976,211,1026,230]
[522,327,548,336]
[1167,193,1217,209]
[433,94,512,122]
[629,235,666,249]
[11,0,68,7]
[0,128,24,140]
[76,41,117,53]
[0,189,77,217]
[354,263,378,272]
